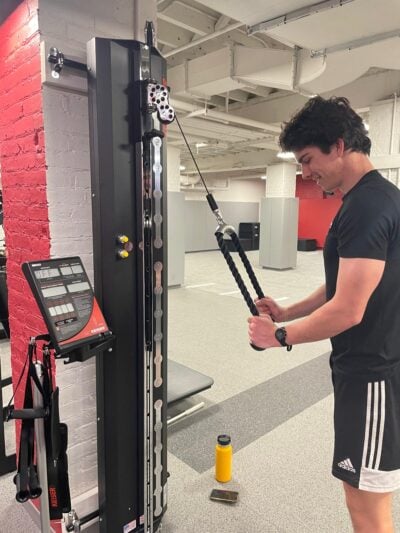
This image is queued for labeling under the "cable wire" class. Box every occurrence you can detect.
[175,114,211,195]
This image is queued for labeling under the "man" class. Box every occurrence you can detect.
[248,96,400,533]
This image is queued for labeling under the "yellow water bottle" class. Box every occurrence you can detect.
[215,434,232,483]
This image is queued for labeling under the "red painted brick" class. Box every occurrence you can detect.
[1,152,45,172]
[0,103,24,128]
[5,115,36,139]
[3,169,47,187]
[9,187,46,204]
[0,0,49,453]
[27,205,49,221]
[5,39,38,71]
[7,73,42,106]
[2,134,42,158]
[22,91,42,116]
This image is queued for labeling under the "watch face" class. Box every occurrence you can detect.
[275,327,287,345]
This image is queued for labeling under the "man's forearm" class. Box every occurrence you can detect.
[285,298,358,345]
[285,284,327,321]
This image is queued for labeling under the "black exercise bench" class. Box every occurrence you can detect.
[167,360,214,425]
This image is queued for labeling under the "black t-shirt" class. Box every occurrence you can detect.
[324,170,400,379]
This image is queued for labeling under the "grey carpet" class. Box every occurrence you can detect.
[168,351,332,473]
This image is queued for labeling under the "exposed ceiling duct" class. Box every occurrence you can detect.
[168,37,400,99]
[180,0,400,95]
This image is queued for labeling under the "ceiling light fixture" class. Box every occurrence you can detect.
[277,151,295,160]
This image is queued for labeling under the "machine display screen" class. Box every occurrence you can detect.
[22,257,110,354]
[41,285,67,298]
[35,268,61,279]
[67,281,90,293]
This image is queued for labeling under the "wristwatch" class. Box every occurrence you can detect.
[274,327,293,351]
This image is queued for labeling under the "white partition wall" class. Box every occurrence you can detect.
[167,146,185,286]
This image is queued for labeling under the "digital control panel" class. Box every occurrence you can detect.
[22,257,110,354]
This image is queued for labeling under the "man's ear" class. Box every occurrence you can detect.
[335,138,345,156]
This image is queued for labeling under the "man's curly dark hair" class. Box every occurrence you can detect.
[279,96,371,155]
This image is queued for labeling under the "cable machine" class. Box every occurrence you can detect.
[9,23,171,533]
[87,24,172,533]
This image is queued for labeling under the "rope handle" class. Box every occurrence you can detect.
[215,232,260,315]
[229,232,265,300]
[215,232,264,351]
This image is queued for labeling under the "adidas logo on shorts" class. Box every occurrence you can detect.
[338,458,356,474]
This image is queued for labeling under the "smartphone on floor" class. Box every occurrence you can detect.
[210,488,239,503]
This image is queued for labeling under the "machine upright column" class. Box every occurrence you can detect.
[88,35,169,533]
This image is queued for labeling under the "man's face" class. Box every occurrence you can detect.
[294,144,343,192]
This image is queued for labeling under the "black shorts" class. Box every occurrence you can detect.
[332,366,400,493]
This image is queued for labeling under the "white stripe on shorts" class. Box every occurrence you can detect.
[361,380,385,470]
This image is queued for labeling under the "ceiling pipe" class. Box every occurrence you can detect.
[291,46,300,91]
[163,22,244,58]
[248,0,355,34]
[170,98,281,133]
[311,29,400,58]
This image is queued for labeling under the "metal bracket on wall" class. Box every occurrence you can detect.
[40,41,88,94]
[47,46,87,76]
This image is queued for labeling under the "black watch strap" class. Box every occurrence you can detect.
[275,327,292,352]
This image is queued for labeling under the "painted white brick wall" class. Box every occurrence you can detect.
[39,0,136,500]
[43,88,93,277]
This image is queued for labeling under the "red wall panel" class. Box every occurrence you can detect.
[0,0,51,466]
[298,198,342,248]
[296,176,342,247]
[296,175,323,199]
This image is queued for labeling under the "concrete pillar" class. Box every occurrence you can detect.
[167,146,185,286]
[265,162,297,198]
[259,162,299,269]
[369,95,400,187]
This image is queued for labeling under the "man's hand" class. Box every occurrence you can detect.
[255,296,288,322]
[248,315,281,350]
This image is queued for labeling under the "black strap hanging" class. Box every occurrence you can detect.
[12,339,45,502]
[7,336,71,518]
[44,342,71,519]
